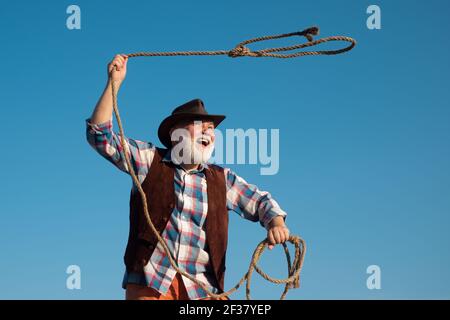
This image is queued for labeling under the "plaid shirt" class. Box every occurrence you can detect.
[85,117,287,299]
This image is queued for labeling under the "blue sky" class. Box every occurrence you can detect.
[0,0,449,299]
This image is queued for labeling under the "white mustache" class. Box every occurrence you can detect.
[195,135,213,146]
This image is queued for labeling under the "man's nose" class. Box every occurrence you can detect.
[202,128,214,136]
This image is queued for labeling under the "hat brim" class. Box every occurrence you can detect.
[158,113,226,149]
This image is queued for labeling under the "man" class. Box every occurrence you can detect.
[86,54,290,300]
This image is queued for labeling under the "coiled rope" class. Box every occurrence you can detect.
[110,26,355,299]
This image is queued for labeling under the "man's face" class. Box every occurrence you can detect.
[178,120,215,149]
[170,119,216,165]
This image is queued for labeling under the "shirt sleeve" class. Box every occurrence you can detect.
[224,168,287,230]
[85,117,155,184]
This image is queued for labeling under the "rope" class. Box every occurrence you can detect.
[110,26,355,299]
[126,26,355,59]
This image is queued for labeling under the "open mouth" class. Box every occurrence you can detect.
[196,136,211,147]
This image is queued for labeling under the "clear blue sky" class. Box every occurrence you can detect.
[0,0,449,299]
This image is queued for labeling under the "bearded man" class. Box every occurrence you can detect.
[86,54,290,300]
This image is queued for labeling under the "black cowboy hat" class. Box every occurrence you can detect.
[158,99,226,148]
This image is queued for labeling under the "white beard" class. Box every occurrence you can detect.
[170,130,214,166]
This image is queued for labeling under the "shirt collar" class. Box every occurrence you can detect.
[162,149,210,172]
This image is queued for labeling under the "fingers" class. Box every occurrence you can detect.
[113,55,125,71]
[279,227,290,244]
[108,54,128,73]
[273,228,282,244]
[282,227,290,243]
[267,226,290,250]
[268,229,276,246]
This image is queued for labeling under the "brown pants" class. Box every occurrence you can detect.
[125,272,229,300]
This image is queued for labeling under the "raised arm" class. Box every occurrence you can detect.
[86,54,155,184]
[90,54,128,125]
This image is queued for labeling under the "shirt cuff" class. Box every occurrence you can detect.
[85,117,113,134]
[261,208,287,230]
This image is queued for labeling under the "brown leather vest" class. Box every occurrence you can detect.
[124,148,228,292]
